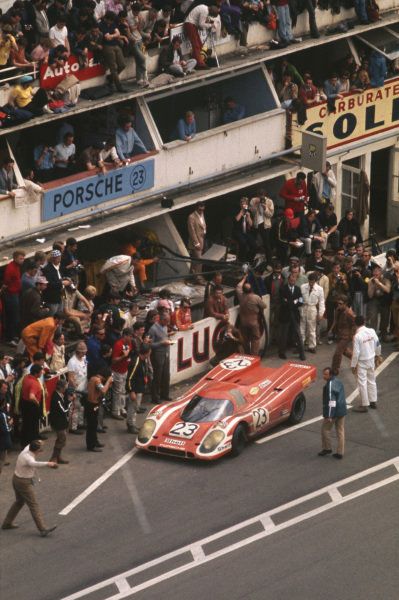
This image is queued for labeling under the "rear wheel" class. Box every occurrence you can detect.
[231,424,247,457]
[289,393,306,425]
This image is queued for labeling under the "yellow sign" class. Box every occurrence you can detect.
[293,78,399,150]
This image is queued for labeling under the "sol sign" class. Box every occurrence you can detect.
[40,52,105,89]
[294,78,399,150]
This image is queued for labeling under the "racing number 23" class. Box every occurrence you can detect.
[169,422,199,438]
[130,165,146,191]
[252,408,269,429]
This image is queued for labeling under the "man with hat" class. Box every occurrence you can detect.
[282,255,305,279]
[11,75,49,116]
[42,249,71,315]
[20,275,50,329]
[21,312,66,360]
[187,202,207,284]
[67,341,88,434]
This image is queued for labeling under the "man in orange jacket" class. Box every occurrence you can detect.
[21,312,66,359]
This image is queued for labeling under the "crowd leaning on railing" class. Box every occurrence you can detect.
[0,0,389,129]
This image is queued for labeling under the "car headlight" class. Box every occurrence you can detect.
[199,430,225,454]
[137,419,156,443]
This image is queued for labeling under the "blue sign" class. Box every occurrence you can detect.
[42,159,155,221]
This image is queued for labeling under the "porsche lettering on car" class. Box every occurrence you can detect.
[136,354,317,460]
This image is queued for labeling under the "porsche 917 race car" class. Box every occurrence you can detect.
[136,354,316,460]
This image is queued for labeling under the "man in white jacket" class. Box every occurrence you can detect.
[314,162,336,205]
[351,315,381,412]
[301,272,325,353]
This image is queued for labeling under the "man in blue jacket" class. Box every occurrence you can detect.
[318,367,347,459]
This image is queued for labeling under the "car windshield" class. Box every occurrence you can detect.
[181,395,234,423]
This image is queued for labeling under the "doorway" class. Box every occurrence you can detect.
[370,148,390,239]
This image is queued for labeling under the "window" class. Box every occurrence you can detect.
[341,161,361,214]
[356,27,399,60]
[146,66,278,144]
[181,395,234,423]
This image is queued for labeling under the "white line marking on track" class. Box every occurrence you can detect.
[60,456,399,600]
[59,448,138,516]
[255,351,399,445]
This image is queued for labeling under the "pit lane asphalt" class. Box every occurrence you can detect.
[1,344,398,600]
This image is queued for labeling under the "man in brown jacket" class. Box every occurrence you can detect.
[204,286,229,322]
[236,275,266,355]
[187,202,206,283]
[86,369,113,452]
[331,295,355,375]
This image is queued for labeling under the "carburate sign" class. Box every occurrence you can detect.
[294,77,399,150]
[40,52,105,89]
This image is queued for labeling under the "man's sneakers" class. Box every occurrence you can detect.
[2,523,19,530]
[318,450,343,459]
[352,405,368,412]
[369,402,377,409]
[40,526,57,538]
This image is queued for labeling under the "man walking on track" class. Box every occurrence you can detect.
[318,367,347,460]
[351,315,381,412]
[2,440,58,536]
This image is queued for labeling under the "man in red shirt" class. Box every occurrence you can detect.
[3,249,25,345]
[279,172,308,215]
[111,327,133,419]
[20,364,43,447]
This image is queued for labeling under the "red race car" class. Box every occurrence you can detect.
[136,354,316,460]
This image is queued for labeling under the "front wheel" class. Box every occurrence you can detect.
[231,424,247,457]
[289,393,306,425]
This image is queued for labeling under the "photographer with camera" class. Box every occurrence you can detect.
[367,264,391,340]
[184,4,220,70]
[249,190,274,266]
[61,237,84,284]
[233,197,256,262]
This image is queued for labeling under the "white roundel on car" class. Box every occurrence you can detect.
[220,357,253,370]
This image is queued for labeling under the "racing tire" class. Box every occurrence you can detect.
[289,393,306,425]
[231,424,247,457]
